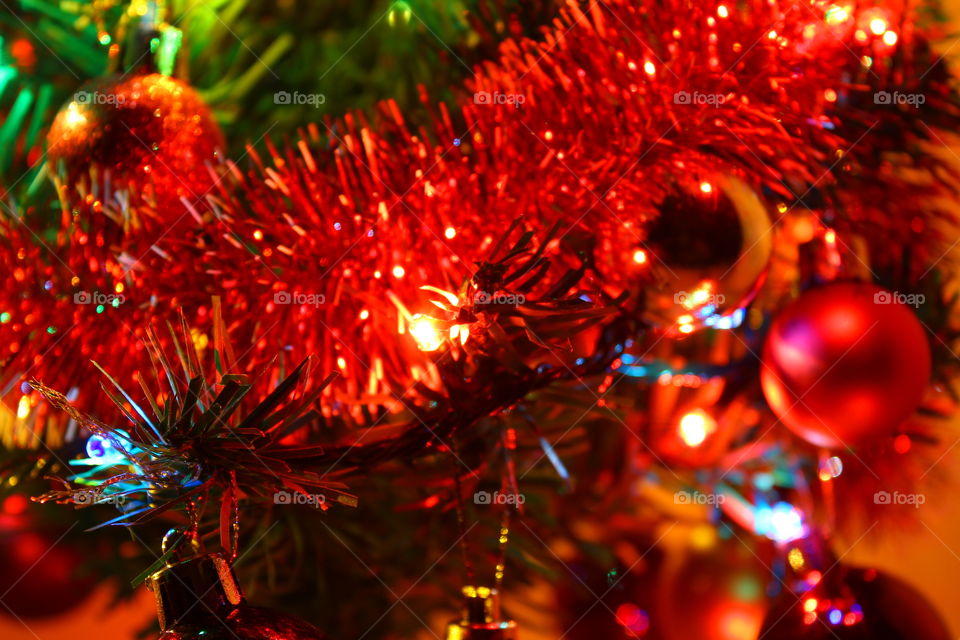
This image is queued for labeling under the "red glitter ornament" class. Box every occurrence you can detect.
[760,282,931,449]
[46,73,223,226]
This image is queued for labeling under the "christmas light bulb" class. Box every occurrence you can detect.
[410,315,444,351]
[679,409,716,447]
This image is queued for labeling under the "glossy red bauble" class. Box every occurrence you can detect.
[761,282,930,449]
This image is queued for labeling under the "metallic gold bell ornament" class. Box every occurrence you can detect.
[446,586,518,640]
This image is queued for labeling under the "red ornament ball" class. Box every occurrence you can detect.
[640,174,772,334]
[759,566,950,640]
[150,554,327,640]
[47,73,223,222]
[655,541,772,640]
[760,282,930,449]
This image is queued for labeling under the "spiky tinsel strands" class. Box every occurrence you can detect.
[7,0,960,456]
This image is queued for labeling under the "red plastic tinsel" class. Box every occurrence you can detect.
[4,0,958,453]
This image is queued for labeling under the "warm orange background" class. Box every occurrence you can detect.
[5,3,960,639]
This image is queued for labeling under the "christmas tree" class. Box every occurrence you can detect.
[1,0,960,638]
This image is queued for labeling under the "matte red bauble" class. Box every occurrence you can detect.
[760,282,930,449]
[47,73,223,223]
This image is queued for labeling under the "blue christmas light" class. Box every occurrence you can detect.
[84,431,133,464]
[755,501,806,543]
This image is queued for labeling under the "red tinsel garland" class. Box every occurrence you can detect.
[3,0,958,454]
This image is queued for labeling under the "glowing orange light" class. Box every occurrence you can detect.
[699,181,713,193]
[359,309,370,320]
[632,249,648,265]
[444,227,456,239]
[643,61,656,75]
[392,266,406,278]
[720,611,758,640]
[544,130,554,141]
[679,409,716,447]
[824,88,838,102]
[64,102,87,128]
[869,18,887,35]
[803,598,818,612]
[788,547,805,570]
[337,357,347,369]
[824,229,837,244]
[717,4,729,18]
[115,283,124,293]
[882,30,898,46]
[16,395,30,420]
[410,315,444,351]
[683,281,715,310]
[253,230,264,240]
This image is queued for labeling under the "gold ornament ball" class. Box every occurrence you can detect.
[639,175,773,334]
[47,73,224,223]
